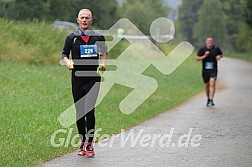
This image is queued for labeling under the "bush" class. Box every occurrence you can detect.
[234,23,252,53]
[0,19,68,64]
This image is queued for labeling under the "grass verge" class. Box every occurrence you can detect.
[0,19,68,64]
[226,52,252,62]
[0,52,203,166]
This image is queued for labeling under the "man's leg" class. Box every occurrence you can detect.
[76,116,86,142]
[209,77,216,100]
[83,80,100,157]
[71,78,87,155]
[208,70,218,106]
[72,79,98,156]
[85,109,95,143]
[72,78,87,143]
[205,82,210,100]
[202,71,210,101]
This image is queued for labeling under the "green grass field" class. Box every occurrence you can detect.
[227,52,252,62]
[0,53,204,166]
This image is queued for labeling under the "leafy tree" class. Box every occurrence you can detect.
[178,0,204,43]
[119,0,170,35]
[0,0,119,29]
[220,0,245,50]
[0,0,50,21]
[244,0,252,28]
[193,0,227,47]
[178,0,248,50]
[234,23,252,52]
[221,0,244,36]
[47,0,75,22]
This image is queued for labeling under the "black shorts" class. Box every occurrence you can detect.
[202,70,218,83]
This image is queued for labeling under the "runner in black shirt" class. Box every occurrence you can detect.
[61,9,107,157]
[196,36,223,107]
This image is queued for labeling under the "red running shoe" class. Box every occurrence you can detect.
[77,148,86,156]
[85,142,95,157]
[77,142,86,156]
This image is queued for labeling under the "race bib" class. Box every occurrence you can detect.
[205,62,214,69]
[80,45,98,58]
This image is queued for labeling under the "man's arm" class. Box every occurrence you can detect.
[99,53,108,72]
[215,47,223,61]
[62,33,74,70]
[100,54,108,65]
[215,55,223,61]
[196,51,209,61]
[97,34,108,72]
[63,56,74,70]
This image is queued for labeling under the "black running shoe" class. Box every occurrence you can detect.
[207,100,215,107]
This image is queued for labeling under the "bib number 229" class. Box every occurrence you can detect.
[80,45,98,58]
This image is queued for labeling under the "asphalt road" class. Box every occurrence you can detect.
[39,58,252,167]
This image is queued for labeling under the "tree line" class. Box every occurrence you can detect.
[0,0,251,52]
[0,0,169,34]
[178,0,252,52]
[0,0,119,29]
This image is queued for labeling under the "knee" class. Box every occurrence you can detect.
[86,109,95,118]
[205,82,210,87]
[210,80,216,87]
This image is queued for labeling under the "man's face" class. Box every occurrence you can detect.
[76,12,93,31]
[206,37,214,48]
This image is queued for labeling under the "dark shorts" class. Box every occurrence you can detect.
[202,70,218,83]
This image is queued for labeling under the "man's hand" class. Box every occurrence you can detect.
[205,51,210,57]
[67,60,74,70]
[216,55,222,61]
[98,53,107,75]
[97,64,106,75]
[196,51,210,61]
[63,57,74,70]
